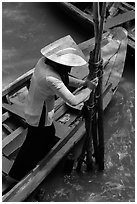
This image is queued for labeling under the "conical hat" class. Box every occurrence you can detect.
[41,35,87,67]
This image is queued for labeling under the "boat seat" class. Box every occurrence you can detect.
[3,103,25,120]
[2,156,14,175]
[2,112,10,123]
[3,128,27,157]
[104,10,135,30]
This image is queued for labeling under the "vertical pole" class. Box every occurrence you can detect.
[87,2,106,170]
[85,2,100,170]
[76,2,106,172]
[96,2,106,170]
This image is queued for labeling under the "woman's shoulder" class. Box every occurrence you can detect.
[34,57,63,88]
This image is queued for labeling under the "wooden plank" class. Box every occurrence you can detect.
[128,32,135,41]
[2,124,13,134]
[2,156,14,175]
[3,128,27,157]
[2,103,25,119]
[61,2,94,25]
[128,38,135,49]
[2,112,10,122]
[2,127,24,149]
[2,68,34,97]
[104,10,135,30]
[121,2,135,11]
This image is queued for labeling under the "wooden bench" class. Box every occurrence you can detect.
[2,156,14,175]
[3,128,27,157]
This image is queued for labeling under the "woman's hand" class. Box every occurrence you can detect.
[84,77,98,90]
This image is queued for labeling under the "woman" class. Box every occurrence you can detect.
[8,35,98,181]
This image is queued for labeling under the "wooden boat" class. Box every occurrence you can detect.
[2,27,128,201]
[59,2,135,50]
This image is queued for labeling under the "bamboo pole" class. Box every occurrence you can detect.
[96,2,106,170]
[93,2,100,62]
[76,2,106,172]
[95,3,106,61]
[85,2,100,170]
[90,2,106,170]
[77,3,101,171]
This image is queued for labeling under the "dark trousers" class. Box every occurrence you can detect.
[9,106,56,181]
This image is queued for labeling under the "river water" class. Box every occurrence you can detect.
[2,2,135,202]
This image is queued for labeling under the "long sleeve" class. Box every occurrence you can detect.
[46,76,91,106]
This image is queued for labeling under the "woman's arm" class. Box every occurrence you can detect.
[47,76,97,106]
[69,75,98,90]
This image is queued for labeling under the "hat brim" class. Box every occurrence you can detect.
[41,35,87,67]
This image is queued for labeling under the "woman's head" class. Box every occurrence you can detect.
[45,57,71,73]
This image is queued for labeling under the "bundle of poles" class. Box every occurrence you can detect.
[76,2,106,171]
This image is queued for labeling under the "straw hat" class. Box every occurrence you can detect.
[41,35,87,67]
